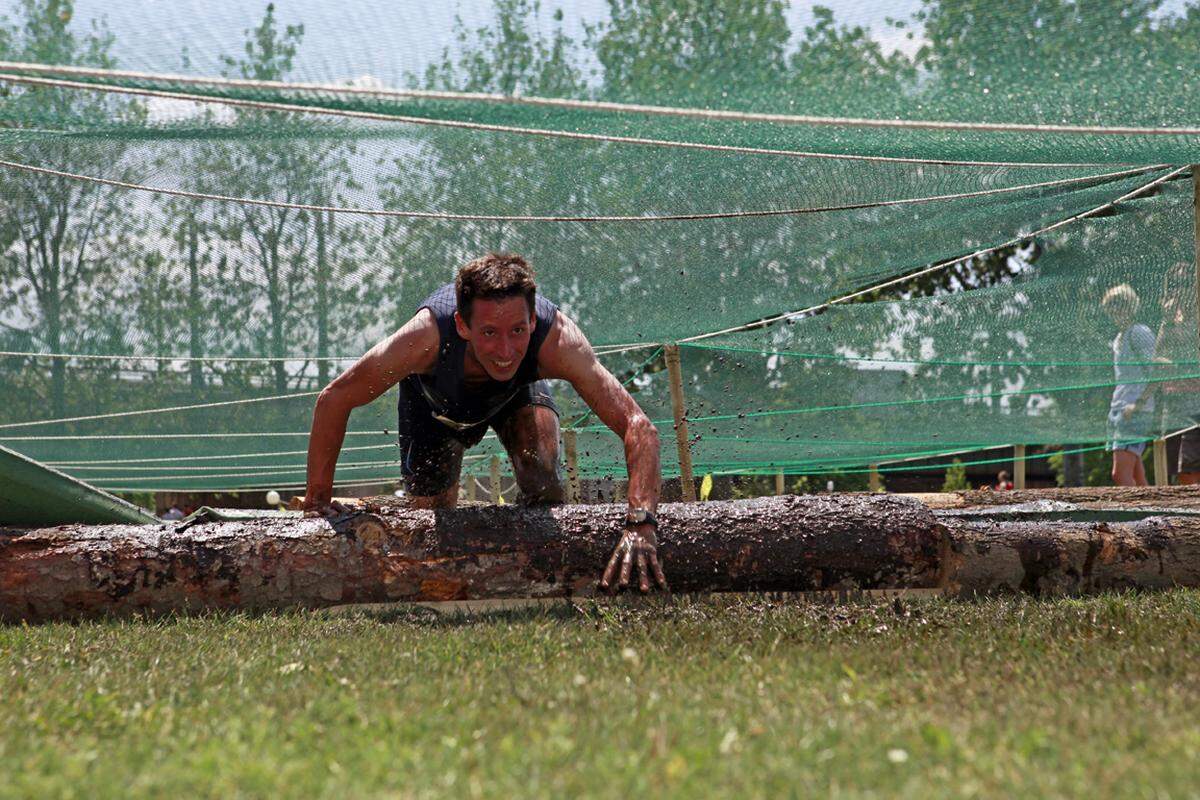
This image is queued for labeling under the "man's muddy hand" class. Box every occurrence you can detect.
[600,523,668,594]
[297,488,352,519]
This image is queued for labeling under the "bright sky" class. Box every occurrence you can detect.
[61,0,930,86]
[28,0,1200,89]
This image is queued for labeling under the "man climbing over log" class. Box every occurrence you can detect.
[303,252,667,593]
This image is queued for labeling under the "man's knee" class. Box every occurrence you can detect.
[511,449,564,504]
[406,483,459,509]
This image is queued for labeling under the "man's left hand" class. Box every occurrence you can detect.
[601,523,668,594]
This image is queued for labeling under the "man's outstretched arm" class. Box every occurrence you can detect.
[304,310,439,511]
[538,312,666,592]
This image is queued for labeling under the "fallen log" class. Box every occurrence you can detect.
[0,494,947,622]
[940,514,1200,596]
[915,484,1200,510]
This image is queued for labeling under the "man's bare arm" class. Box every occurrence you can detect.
[538,312,661,512]
[539,312,666,592]
[304,310,439,509]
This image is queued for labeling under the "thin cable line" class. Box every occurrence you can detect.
[100,477,398,493]
[46,442,398,465]
[0,431,388,440]
[0,349,357,363]
[0,72,1128,169]
[88,461,400,483]
[0,156,1159,223]
[684,342,1200,368]
[0,390,320,430]
[63,458,401,473]
[1,61,1197,138]
[673,165,1187,344]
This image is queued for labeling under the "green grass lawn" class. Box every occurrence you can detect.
[3,591,1200,799]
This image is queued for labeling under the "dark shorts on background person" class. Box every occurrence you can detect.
[1106,408,1152,457]
[397,380,558,496]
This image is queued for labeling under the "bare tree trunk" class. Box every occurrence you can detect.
[315,209,330,387]
[186,214,204,390]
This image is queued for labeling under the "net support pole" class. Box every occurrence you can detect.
[1194,165,1200,353]
[1154,438,1170,486]
[489,455,501,504]
[868,464,882,493]
[775,470,785,495]
[465,473,476,502]
[1014,446,1027,490]
[665,344,697,501]
[563,428,581,503]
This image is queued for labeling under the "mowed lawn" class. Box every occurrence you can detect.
[3,592,1200,799]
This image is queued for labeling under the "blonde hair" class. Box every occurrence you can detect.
[1101,283,1140,315]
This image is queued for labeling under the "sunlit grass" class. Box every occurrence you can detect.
[3,591,1199,799]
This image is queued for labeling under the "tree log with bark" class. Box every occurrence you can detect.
[1,495,945,622]
[5,493,1200,623]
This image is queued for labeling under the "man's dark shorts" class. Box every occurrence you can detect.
[398,380,558,496]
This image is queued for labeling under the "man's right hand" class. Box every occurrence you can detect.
[299,487,348,518]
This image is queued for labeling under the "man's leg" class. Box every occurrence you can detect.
[494,403,565,506]
[1112,449,1142,486]
[398,386,468,508]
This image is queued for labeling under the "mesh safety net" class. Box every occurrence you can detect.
[1,0,1199,493]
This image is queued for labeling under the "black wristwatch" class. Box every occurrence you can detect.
[625,508,658,529]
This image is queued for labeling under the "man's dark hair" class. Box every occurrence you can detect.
[456,252,537,325]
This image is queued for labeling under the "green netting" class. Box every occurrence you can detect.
[2,0,1199,494]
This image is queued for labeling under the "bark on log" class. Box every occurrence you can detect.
[916,485,1200,510]
[941,516,1200,596]
[0,494,947,622]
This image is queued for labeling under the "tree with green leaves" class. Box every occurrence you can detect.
[0,0,144,418]
[207,4,367,394]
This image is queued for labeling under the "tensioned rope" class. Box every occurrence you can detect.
[2,61,1199,138]
[684,342,1200,369]
[0,157,1158,224]
[0,389,320,430]
[67,458,402,474]
[0,72,1127,169]
[100,477,399,493]
[95,461,401,483]
[568,369,1200,433]
[0,431,388,440]
[677,165,1188,344]
[46,441,399,465]
[571,164,1185,354]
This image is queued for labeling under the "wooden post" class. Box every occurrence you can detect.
[774,470,785,496]
[868,464,882,493]
[464,472,476,502]
[489,455,501,504]
[1154,438,1170,486]
[1194,166,1200,353]
[664,344,697,501]
[563,429,580,503]
[1014,445,1027,490]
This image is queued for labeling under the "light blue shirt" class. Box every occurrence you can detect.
[1111,323,1156,414]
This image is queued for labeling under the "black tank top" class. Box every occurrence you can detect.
[401,283,558,429]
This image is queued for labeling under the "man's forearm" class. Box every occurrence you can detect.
[624,415,661,512]
[305,391,352,504]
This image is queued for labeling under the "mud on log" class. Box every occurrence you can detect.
[1,495,947,622]
[921,484,1200,510]
[942,516,1200,596]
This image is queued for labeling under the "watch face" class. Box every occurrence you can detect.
[626,509,648,525]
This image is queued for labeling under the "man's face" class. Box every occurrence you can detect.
[455,295,535,381]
